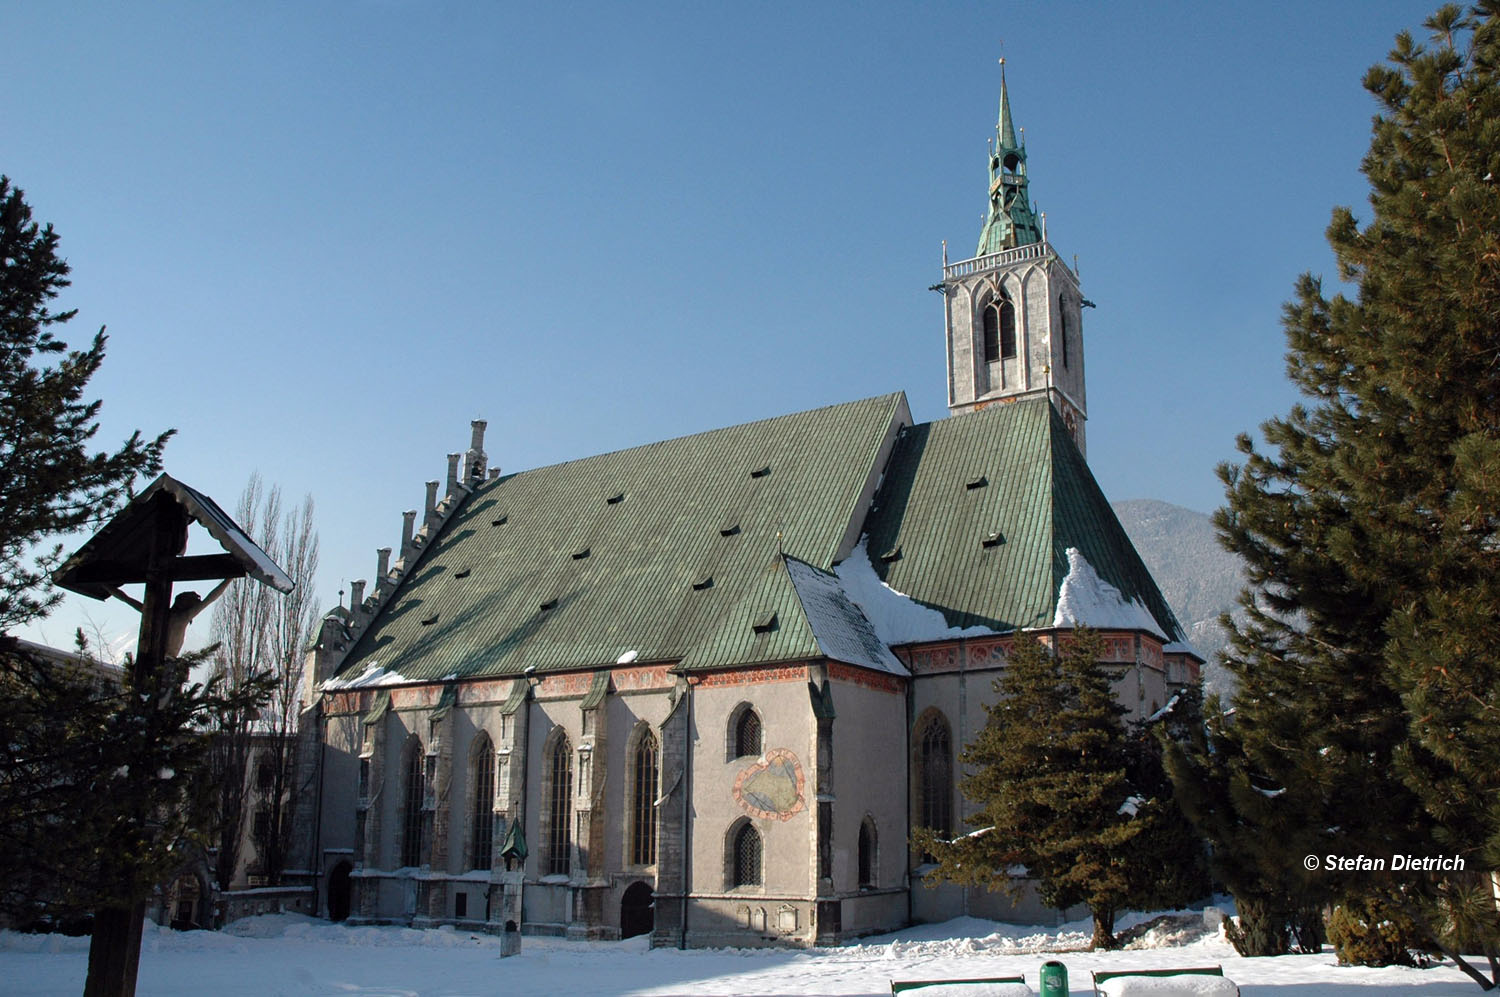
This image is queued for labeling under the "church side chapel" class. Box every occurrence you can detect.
[296,69,1202,948]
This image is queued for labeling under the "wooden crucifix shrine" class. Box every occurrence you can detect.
[53,473,294,997]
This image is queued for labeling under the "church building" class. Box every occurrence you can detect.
[295,71,1201,948]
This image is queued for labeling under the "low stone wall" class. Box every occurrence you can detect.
[219,886,316,924]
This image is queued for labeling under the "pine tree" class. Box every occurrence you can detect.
[1186,3,1500,982]
[0,176,171,632]
[1162,696,1327,956]
[914,629,1193,950]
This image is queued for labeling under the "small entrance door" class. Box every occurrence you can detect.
[327,861,352,921]
[619,881,654,939]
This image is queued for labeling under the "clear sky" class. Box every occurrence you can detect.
[8,0,1439,656]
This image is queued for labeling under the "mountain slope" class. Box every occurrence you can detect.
[1110,499,1245,696]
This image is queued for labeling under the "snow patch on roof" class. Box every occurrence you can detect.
[321,662,408,691]
[834,539,998,646]
[1053,548,1167,640]
[784,556,908,676]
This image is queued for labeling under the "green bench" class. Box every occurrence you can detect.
[891,975,1030,996]
[1092,966,1238,997]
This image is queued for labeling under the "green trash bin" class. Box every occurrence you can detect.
[1038,959,1069,995]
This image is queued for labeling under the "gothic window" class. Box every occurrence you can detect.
[730,820,762,888]
[1060,298,1070,369]
[401,738,426,868]
[545,732,573,875]
[983,294,1018,363]
[253,807,271,844]
[629,726,659,867]
[728,703,762,760]
[858,816,877,889]
[817,802,832,881]
[471,735,495,871]
[999,295,1017,359]
[915,711,953,844]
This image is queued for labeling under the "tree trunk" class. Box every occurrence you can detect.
[83,902,145,997]
[1224,895,1292,957]
[1091,907,1117,950]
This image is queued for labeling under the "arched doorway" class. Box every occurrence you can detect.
[327,861,353,922]
[619,881,654,940]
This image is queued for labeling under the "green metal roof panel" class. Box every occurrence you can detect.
[335,393,906,682]
[677,555,822,672]
[863,398,1057,631]
[861,397,1183,640]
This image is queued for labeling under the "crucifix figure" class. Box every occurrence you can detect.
[108,577,233,658]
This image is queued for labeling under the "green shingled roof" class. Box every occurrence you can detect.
[678,554,906,674]
[334,393,908,682]
[861,397,1185,640]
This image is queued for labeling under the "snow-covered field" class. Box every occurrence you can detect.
[0,909,1478,996]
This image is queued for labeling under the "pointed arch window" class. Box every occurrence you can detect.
[731,820,762,888]
[471,736,495,871]
[915,712,953,846]
[858,817,877,889]
[545,732,573,875]
[728,703,762,760]
[629,726,659,866]
[1060,298,1070,369]
[401,739,426,868]
[983,294,1018,364]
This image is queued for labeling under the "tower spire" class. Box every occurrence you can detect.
[977,58,1042,256]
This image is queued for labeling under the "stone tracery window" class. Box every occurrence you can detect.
[983,292,1018,364]
[400,737,426,868]
[629,725,659,867]
[545,731,573,875]
[470,734,495,871]
[914,710,953,851]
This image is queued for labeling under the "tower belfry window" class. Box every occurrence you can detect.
[999,297,1017,359]
[1060,299,1070,369]
[983,295,1017,364]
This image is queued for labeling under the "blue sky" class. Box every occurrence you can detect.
[8,0,1438,654]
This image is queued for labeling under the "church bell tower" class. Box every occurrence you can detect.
[939,62,1088,456]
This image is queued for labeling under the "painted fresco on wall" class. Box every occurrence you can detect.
[733,748,805,821]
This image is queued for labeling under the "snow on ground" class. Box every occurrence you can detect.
[0,908,1478,996]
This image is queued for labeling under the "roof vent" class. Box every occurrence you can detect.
[606,492,625,505]
[453,568,471,579]
[880,545,902,563]
[981,531,1005,549]
[752,611,778,634]
[491,515,508,527]
[966,475,988,490]
[539,598,558,612]
[572,547,590,560]
[750,465,771,479]
[719,524,741,537]
[421,612,440,626]
[692,576,714,591]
